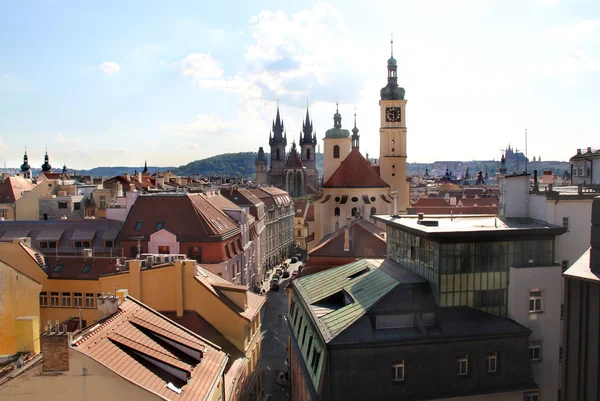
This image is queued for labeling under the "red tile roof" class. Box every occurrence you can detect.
[458,198,498,207]
[45,256,120,280]
[285,150,304,169]
[0,176,36,203]
[72,297,228,401]
[308,219,386,259]
[295,201,308,218]
[119,193,240,242]
[322,148,389,188]
[412,197,450,207]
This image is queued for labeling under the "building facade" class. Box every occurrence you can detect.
[569,147,600,185]
[248,187,294,269]
[288,259,537,401]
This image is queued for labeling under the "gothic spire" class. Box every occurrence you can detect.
[143,160,148,174]
[301,104,314,144]
[352,109,360,149]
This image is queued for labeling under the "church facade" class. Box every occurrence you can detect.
[255,106,318,198]
[307,43,410,251]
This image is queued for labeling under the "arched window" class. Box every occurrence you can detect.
[333,145,340,159]
[335,207,340,216]
[370,207,376,216]
[276,149,280,160]
[307,149,311,160]
[352,207,358,217]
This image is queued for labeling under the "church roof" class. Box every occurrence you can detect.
[285,148,304,169]
[322,148,390,189]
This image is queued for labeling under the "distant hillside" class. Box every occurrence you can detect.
[173,152,325,179]
[56,152,569,180]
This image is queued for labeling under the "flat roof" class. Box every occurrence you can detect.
[374,214,566,241]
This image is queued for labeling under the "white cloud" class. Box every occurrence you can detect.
[172,53,224,80]
[56,132,82,145]
[98,61,120,75]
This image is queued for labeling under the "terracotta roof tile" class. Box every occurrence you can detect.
[0,176,36,203]
[295,201,308,217]
[284,150,304,169]
[323,148,389,188]
[308,219,386,258]
[72,297,228,401]
[412,197,450,207]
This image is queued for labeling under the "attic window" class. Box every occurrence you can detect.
[82,265,92,274]
[347,267,370,280]
[155,221,164,231]
[134,221,144,231]
[312,290,354,308]
[54,264,63,273]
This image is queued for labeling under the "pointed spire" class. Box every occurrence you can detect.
[270,101,285,144]
[143,160,148,174]
[391,33,394,57]
[352,108,360,150]
[302,101,314,144]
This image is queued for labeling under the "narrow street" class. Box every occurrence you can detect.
[260,259,301,401]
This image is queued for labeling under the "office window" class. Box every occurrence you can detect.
[579,167,583,176]
[73,292,83,308]
[457,355,469,376]
[48,241,57,248]
[39,241,48,249]
[85,293,95,308]
[487,352,497,373]
[74,241,82,248]
[529,343,542,361]
[61,292,71,307]
[74,202,81,210]
[392,361,405,382]
[104,240,114,248]
[50,292,59,307]
[58,201,68,209]
[524,391,539,401]
[40,292,48,307]
[82,265,92,274]
[82,241,90,248]
[562,217,569,232]
[529,290,543,313]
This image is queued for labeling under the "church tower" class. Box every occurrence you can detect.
[268,105,286,187]
[379,38,409,214]
[255,147,268,186]
[41,149,52,173]
[300,106,318,189]
[323,103,352,183]
[20,148,31,179]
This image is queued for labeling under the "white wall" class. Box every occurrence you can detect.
[500,175,529,219]
[508,265,562,401]
[149,229,179,255]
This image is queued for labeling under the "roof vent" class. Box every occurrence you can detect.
[417,220,439,227]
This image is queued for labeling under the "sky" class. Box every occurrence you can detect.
[0,0,599,169]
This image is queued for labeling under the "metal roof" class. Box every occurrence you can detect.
[293,259,398,342]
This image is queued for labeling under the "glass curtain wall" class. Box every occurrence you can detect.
[387,226,554,317]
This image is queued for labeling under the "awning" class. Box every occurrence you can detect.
[1,229,31,241]
[37,229,64,242]
[71,230,96,241]
[101,227,120,241]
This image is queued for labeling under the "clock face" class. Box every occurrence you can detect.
[385,107,401,122]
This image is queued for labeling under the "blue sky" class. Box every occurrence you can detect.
[1,0,599,169]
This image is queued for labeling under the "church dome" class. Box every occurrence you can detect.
[387,56,397,67]
[380,83,405,101]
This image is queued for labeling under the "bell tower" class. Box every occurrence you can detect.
[379,37,408,214]
[268,104,287,187]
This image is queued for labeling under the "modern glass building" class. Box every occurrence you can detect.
[377,215,564,317]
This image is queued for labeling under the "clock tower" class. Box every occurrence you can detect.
[379,39,409,214]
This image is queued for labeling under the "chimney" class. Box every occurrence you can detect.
[41,331,70,372]
[1,173,9,181]
[591,197,600,273]
[578,184,583,195]
[344,225,350,252]
[577,148,582,155]
[587,147,592,153]
[417,213,424,221]
[137,172,142,183]
[533,170,539,193]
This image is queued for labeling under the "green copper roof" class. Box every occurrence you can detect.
[294,259,398,342]
[324,127,351,138]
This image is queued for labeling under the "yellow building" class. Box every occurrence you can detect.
[0,297,228,401]
[0,259,41,361]
[0,175,38,221]
[1,239,265,401]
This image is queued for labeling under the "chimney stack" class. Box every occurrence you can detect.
[591,197,600,273]
[587,147,592,153]
[41,331,70,372]
[344,225,350,252]
[533,170,539,193]
[577,148,582,155]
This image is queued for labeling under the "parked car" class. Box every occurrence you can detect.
[291,270,299,279]
[270,281,280,291]
[276,268,284,275]
[273,274,281,281]
[291,257,298,263]
[282,271,290,278]
[295,254,302,260]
